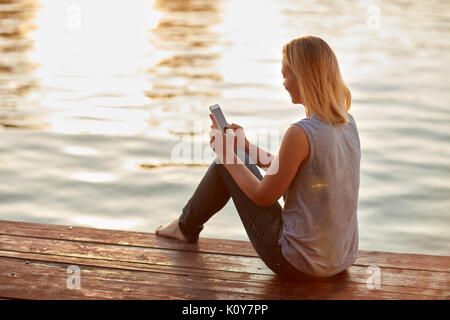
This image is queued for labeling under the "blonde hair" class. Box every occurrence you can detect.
[282,35,351,126]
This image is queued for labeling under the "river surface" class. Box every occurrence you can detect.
[0,0,449,255]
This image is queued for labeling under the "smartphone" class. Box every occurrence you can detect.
[209,104,230,133]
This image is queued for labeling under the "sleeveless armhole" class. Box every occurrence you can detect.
[291,121,315,171]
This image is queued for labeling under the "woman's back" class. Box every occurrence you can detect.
[278,113,361,277]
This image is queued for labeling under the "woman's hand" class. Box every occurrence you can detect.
[209,114,236,163]
[228,123,248,151]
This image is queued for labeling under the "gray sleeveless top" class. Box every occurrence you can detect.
[278,113,361,277]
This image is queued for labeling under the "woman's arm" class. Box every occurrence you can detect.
[226,122,275,171]
[223,125,309,207]
[245,140,275,172]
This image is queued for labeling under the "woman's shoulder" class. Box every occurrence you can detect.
[300,113,356,129]
[291,115,325,135]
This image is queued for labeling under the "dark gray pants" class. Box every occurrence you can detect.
[178,149,313,281]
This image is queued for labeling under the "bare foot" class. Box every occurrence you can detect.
[155,218,189,242]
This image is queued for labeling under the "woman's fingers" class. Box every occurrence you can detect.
[209,127,219,137]
[225,128,235,135]
[209,113,219,129]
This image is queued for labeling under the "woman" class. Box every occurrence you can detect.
[155,35,361,281]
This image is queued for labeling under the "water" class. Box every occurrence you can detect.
[1,0,449,255]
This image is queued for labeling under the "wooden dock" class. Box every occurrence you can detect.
[0,220,448,300]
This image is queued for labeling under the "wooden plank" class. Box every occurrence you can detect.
[0,220,258,257]
[0,221,448,300]
[0,249,277,282]
[0,234,271,275]
[0,256,279,300]
[1,242,448,294]
[1,220,449,272]
[1,233,449,299]
[0,256,441,300]
[2,232,450,293]
[0,256,347,300]
[355,251,450,273]
[0,249,447,299]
